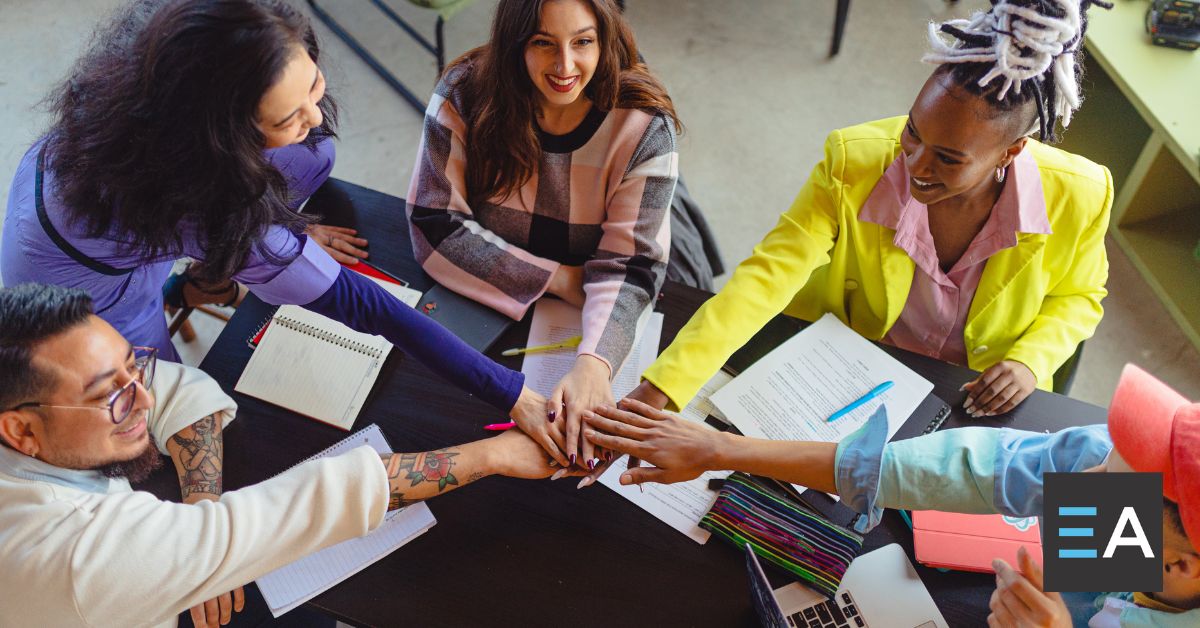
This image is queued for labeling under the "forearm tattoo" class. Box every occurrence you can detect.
[170,413,223,500]
[381,448,474,510]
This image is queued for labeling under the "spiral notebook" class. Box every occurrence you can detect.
[256,424,437,617]
[235,305,393,430]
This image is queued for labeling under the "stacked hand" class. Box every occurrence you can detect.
[582,398,724,485]
[548,355,613,473]
[487,428,586,480]
[509,386,570,468]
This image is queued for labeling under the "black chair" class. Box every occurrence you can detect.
[1053,341,1086,396]
[831,0,960,57]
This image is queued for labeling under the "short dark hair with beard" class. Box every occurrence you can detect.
[0,284,95,415]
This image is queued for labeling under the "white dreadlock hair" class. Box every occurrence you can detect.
[921,0,1112,142]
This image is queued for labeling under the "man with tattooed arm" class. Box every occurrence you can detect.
[0,283,566,628]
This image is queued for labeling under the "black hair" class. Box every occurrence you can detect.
[0,284,96,412]
[926,0,1112,142]
[1167,499,1187,540]
[44,0,338,284]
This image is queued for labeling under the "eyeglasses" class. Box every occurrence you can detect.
[6,347,157,425]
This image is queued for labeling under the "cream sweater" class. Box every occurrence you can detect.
[0,361,389,627]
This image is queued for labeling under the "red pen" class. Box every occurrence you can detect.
[484,421,517,431]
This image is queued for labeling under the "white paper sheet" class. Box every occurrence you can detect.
[678,370,733,425]
[519,299,663,399]
[599,370,735,544]
[711,313,933,493]
[256,425,437,617]
[365,275,422,307]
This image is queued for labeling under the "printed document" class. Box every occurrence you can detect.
[711,313,933,490]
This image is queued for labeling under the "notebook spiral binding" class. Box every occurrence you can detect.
[923,403,952,434]
[246,312,274,349]
[273,315,384,358]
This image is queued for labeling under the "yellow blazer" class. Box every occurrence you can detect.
[644,116,1112,411]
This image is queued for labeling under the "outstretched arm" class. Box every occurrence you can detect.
[378,429,577,509]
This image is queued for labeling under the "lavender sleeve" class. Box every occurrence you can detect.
[302,266,525,412]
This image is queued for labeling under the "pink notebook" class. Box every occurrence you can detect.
[912,511,1043,574]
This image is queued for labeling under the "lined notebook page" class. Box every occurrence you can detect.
[257,425,437,617]
[235,305,393,430]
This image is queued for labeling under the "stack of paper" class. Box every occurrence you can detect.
[711,313,934,493]
[257,425,437,617]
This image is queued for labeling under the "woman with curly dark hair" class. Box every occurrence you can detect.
[1,0,562,476]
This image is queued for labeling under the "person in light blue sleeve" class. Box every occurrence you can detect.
[582,364,1200,627]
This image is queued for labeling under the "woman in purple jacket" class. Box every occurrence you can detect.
[1,0,563,457]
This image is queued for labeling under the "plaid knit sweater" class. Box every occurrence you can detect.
[406,68,678,372]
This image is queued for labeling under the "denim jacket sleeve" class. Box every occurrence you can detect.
[834,406,1112,533]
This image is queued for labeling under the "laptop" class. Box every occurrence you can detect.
[911,511,1042,574]
[745,543,948,628]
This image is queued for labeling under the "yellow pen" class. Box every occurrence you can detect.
[501,335,582,357]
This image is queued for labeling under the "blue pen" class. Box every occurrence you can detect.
[827,380,894,423]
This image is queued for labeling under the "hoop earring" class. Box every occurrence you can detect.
[995,166,1006,183]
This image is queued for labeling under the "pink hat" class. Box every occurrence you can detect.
[1107,364,1200,550]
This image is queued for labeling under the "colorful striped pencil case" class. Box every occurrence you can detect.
[700,473,863,597]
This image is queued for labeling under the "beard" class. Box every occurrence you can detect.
[94,436,163,483]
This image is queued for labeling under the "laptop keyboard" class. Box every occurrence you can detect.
[786,592,866,628]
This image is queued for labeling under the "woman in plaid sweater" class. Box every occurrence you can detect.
[407,0,680,469]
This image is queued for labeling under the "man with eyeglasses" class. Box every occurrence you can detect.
[0,283,573,628]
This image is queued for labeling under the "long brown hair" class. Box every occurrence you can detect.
[445,0,679,203]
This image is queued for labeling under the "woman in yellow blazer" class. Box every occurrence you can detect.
[627,1,1112,419]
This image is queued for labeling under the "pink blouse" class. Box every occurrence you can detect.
[858,148,1052,365]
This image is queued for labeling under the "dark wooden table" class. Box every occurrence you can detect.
[143,179,1108,627]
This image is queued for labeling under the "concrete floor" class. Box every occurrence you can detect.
[2,0,1197,407]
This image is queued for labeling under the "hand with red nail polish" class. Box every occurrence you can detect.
[508,385,570,467]
[547,354,613,472]
[581,399,729,486]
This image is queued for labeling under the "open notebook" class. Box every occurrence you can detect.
[256,424,437,617]
[235,278,419,430]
